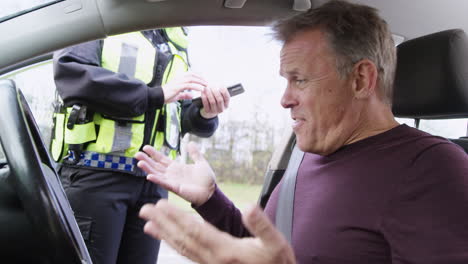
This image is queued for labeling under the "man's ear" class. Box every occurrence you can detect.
[350,59,378,99]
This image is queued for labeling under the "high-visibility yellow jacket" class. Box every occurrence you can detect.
[51,28,218,174]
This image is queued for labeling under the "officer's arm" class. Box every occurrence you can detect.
[53,40,164,117]
[180,101,219,138]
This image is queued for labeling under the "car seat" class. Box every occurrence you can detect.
[392,29,468,153]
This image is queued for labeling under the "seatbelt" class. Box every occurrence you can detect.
[275,145,304,243]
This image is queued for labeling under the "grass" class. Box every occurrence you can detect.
[167,182,263,213]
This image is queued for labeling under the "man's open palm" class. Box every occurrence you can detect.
[135,142,216,206]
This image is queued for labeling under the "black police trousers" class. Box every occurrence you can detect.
[59,166,167,264]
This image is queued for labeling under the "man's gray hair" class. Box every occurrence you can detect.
[272,0,397,105]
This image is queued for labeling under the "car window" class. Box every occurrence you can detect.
[419,119,467,138]
[396,118,468,138]
[0,0,63,22]
[0,26,290,182]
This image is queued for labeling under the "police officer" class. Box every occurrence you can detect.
[51,27,230,264]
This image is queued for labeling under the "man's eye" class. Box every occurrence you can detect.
[295,79,306,85]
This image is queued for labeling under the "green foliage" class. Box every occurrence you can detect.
[188,118,279,184]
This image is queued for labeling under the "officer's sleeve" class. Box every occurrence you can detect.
[53,40,165,117]
[180,100,219,138]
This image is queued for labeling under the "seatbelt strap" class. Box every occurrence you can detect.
[275,145,304,243]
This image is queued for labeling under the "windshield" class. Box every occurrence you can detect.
[0,0,63,22]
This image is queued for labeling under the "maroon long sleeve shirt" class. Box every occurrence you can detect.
[196,125,468,264]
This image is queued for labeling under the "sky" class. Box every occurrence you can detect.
[188,26,291,134]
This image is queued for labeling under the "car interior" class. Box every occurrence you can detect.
[0,0,467,263]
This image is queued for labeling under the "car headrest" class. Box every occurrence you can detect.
[392,29,468,119]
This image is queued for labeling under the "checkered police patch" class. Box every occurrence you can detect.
[64,151,137,172]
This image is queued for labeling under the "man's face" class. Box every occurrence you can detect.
[280,29,360,155]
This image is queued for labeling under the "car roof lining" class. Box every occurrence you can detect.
[97,0,299,35]
[355,0,468,42]
[0,0,298,71]
[1,0,468,71]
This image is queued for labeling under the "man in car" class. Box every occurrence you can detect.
[135,1,468,263]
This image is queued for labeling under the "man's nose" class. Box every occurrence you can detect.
[280,86,297,109]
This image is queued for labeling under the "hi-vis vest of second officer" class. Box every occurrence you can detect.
[51,27,189,172]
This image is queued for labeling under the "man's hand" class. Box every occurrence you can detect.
[139,200,296,264]
[199,84,230,119]
[162,72,207,103]
[134,142,216,206]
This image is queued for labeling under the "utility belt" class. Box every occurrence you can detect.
[50,102,181,173]
[63,150,138,172]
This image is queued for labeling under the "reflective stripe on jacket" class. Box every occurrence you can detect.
[54,28,189,165]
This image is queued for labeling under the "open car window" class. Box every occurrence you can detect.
[0,25,290,185]
[0,25,290,263]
